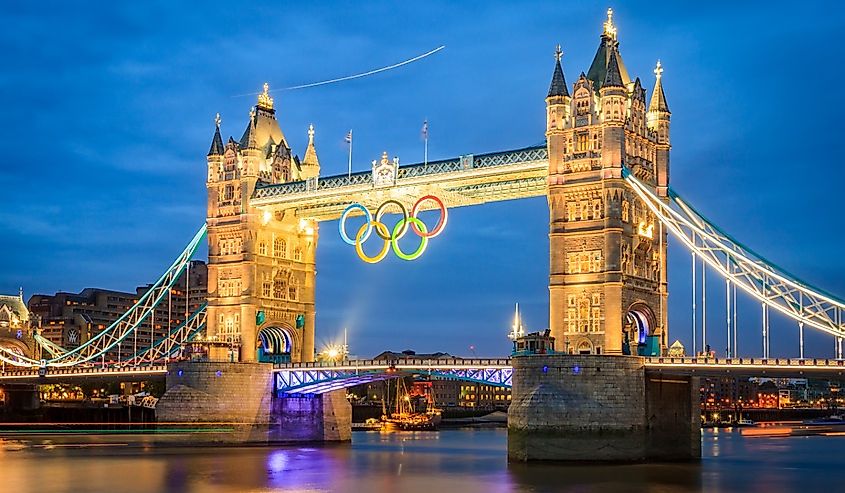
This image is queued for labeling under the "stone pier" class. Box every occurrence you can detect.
[156,361,350,444]
[508,354,700,462]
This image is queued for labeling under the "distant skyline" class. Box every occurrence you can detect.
[1,1,844,358]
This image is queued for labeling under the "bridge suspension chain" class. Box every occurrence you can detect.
[623,168,845,340]
[0,225,207,368]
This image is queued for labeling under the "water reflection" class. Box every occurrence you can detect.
[1,429,844,492]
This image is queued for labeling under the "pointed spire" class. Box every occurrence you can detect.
[632,77,645,102]
[207,113,225,156]
[240,107,258,148]
[300,124,320,178]
[603,48,624,89]
[547,44,569,98]
[648,60,670,113]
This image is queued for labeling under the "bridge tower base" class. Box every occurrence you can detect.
[156,361,350,443]
[508,354,700,462]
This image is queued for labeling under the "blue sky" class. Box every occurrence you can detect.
[1,1,844,358]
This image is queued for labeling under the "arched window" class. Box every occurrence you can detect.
[273,279,286,299]
[293,247,302,261]
[274,238,286,258]
[258,242,267,256]
[262,281,271,298]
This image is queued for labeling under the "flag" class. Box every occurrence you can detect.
[345,130,353,144]
[421,120,428,139]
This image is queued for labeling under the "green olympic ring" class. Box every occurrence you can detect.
[390,217,428,261]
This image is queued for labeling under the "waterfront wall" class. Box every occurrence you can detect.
[508,354,700,462]
[156,361,350,443]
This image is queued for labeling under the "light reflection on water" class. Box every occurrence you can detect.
[0,428,844,493]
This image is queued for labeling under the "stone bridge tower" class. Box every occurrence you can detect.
[546,10,670,356]
[205,85,318,363]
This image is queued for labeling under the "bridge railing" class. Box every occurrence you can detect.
[0,364,168,378]
[645,357,845,367]
[274,358,512,370]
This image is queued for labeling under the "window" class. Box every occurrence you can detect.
[293,247,302,261]
[274,238,286,258]
[576,133,588,152]
[262,281,271,298]
[273,279,287,299]
[258,242,267,256]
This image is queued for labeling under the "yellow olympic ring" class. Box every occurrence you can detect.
[355,221,390,264]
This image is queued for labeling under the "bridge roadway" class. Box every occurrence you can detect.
[2,356,845,387]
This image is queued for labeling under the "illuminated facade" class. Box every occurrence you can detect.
[546,9,670,355]
[0,291,35,358]
[204,10,670,362]
[205,85,318,362]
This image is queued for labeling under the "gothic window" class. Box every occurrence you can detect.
[566,202,576,221]
[592,133,598,150]
[579,298,590,333]
[273,279,287,299]
[622,200,630,222]
[580,201,589,220]
[567,308,576,332]
[233,314,240,333]
[293,247,302,262]
[591,293,600,306]
[591,251,602,272]
[289,284,298,301]
[567,295,576,307]
[224,185,234,201]
[262,281,271,298]
[225,317,234,335]
[579,252,590,273]
[274,238,286,258]
[567,254,578,274]
[258,242,267,256]
[593,199,602,219]
[576,133,588,152]
[591,308,601,332]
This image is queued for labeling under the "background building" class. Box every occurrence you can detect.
[27,261,207,359]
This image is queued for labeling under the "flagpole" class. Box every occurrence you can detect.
[423,119,429,165]
[347,129,353,178]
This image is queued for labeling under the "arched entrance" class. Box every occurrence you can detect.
[256,326,293,364]
[623,303,659,356]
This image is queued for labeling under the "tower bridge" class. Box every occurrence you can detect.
[2,9,845,461]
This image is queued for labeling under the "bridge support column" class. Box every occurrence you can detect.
[156,361,350,444]
[271,390,351,442]
[508,354,700,462]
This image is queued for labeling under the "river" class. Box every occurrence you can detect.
[0,428,842,492]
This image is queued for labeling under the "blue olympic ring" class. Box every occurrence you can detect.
[339,203,373,245]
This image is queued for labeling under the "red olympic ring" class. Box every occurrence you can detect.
[410,195,448,238]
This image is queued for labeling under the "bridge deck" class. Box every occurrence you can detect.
[250,146,549,221]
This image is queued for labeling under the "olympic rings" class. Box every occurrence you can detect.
[339,203,372,245]
[339,195,448,263]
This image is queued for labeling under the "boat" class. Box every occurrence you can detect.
[735,417,755,427]
[381,379,441,431]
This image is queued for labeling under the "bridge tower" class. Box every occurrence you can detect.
[546,10,670,356]
[205,85,318,363]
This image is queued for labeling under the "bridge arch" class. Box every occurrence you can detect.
[624,302,660,356]
[257,324,297,364]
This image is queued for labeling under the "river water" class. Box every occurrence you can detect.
[0,428,843,492]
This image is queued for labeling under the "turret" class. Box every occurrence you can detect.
[546,45,570,176]
[599,48,627,169]
[207,113,224,184]
[647,61,671,197]
[300,124,320,180]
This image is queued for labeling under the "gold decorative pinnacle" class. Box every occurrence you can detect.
[214,112,222,128]
[603,7,617,39]
[554,44,563,62]
[654,60,663,80]
[308,123,315,143]
[257,82,274,110]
